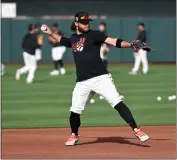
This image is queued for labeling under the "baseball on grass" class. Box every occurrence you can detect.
[41,25,47,31]
[172,95,176,100]
[168,96,173,101]
[157,96,161,101]
[90,99,95,104]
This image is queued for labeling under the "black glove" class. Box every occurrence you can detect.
[131,40,151,52]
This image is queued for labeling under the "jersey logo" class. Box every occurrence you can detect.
[72,38,86,52]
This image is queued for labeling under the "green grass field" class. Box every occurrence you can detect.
[2,64,176,129]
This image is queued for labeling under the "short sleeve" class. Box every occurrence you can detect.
[60,37,72,48]
[93,31,108,44]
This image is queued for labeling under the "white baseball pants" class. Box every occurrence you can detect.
[35,48,42,61]
[132,49,148,74]
[70,74,123,114]
[18,52,37,82]
[52,46,66,61]
[100,43,109,60]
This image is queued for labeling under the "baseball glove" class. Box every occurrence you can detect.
[131,40,151,52]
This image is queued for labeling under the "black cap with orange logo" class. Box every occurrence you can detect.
[74,12,92,24]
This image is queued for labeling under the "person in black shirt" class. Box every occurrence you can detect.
[48,23,66,75]
[129,22,149,75]
[41,12,149,145]
[34,23,44,62]
[15,24,38,84]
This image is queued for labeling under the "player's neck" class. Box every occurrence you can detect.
[76,30,83,35]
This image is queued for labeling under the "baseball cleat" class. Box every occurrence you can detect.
[26,80,33,84]
[133,128,149,142]
[60,68,66,75]
[15,70,21,80]
[128,71,137,75]
[50,70,59,76]
[65,133,80,146]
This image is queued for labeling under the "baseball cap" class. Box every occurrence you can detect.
[74,11,92,24]
[52,22,59,27]
[34,23,41,28]
[138,22,145,27]
[28,24,34,31]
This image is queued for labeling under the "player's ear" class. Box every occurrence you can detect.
[75,22,78,27]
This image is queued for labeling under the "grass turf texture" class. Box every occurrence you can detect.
[2,65,176,129]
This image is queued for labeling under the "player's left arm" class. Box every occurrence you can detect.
[94,31,131,48]
[104,37,131,48]
[95,31,151,52]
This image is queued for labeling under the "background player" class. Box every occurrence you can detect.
[99,21,110,100]
[42,11,149,146]
[99,21,109,69]
[129,22,148,75]
[89,21,109,102]
[48,23,66,76]
[15,24,38,84]
[34,23,44,62]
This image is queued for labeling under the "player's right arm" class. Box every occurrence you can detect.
[41,24,72,48]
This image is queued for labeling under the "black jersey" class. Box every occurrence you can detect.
[53,31,64,47]
[137,30,146,43]
[22,33,38,55]
[60,30,109,82]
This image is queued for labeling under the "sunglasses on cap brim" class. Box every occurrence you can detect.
[79,20,91,25]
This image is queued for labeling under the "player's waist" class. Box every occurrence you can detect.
[76,70,109,82]
[23,48,36,55]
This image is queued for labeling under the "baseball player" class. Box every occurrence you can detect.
[34,23,44,62]
[99,21,110,100]
[99,21,109,69]
[15,24,38,84]
[42,12,149,146]
[49,23,66,75]
[129,23,148,75]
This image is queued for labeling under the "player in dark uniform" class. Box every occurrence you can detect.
[34,23,44,62]
[16,24,38,84]
[42,12,149,145]
[49,23,66,75]
[129,22,148,75]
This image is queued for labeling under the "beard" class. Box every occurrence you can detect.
[78,24,90,33]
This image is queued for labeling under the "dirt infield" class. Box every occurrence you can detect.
[2,126,176,159]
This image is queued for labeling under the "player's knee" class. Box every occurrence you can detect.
[111,97,123,108]
[30,66,37,72]
[70,106,83,115]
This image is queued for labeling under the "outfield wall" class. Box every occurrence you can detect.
[2,17,176,63]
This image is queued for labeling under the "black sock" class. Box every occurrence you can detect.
[70,112,80,135]
[54,61,58,70]
[58,60,64,68]
[114,102,137,130]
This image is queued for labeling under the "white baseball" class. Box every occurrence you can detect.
[172,95,176,100]
[157,96,161,101]
[90,99,95,104]
[41,25,47,31]
[168,96,173,101]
